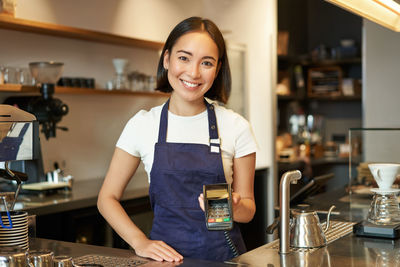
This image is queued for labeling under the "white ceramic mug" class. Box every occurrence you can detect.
[368,163,400,189]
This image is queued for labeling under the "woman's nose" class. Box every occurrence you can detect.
[188,63,201,79]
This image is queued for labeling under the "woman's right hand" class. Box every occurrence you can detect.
[133,237,183,262]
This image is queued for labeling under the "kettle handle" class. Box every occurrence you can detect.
[323,205,336,232]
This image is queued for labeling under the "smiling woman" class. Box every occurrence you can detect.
[163,31,220,115]
[97,16,257,263]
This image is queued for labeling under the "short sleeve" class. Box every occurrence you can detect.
[116,111,146,158]
[234,120,258,158]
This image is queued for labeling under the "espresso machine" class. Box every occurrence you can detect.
[3,62,69,183]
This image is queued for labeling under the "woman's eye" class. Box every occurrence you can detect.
[178,56,188,61]
[202,61,214,67]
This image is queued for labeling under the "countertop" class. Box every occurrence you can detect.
[30,238,236,267]
[13,177,400,266]
[5,177,149,216]
[229,188,400,266]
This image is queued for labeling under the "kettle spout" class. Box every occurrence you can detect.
[323,205,336,232]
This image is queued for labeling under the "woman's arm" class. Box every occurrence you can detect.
[97,148,182,262]
[197,152,256,223]
[231,152,256,223]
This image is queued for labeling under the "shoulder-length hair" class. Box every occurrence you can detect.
[155,17,231,104]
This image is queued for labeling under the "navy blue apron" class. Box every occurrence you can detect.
[0,123,29,161]
[149,99,246,262]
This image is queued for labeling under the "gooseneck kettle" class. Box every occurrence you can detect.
[290,204,336,248]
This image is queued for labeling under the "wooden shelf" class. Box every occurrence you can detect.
[277,94,303,101]
[300,57,361,67]
[307,95,361,101]
[55,86,169,97]
[0,84,170,97]
[0,84,37,92]
[0,14,164,50]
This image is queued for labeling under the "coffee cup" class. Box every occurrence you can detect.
[368,163,400,189]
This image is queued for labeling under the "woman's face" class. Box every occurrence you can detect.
[163,31,220,104]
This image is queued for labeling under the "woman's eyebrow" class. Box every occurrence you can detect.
[176,50,217,62]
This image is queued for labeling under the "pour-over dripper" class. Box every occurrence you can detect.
[112,58,128,74]
[368,163,400,190]
[112,58,129,90]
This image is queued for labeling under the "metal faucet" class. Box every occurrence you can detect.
[279,170,302,254]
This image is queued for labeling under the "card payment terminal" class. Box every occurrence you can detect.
[203,183,233,231]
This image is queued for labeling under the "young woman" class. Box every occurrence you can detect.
[97,17,257,262]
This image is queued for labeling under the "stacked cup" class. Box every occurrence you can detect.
[367,163,400,225]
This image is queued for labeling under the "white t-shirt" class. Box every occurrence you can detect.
[116,101,258,184]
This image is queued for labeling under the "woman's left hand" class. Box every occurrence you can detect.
[197,192,241,212]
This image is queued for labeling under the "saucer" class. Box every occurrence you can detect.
[370,188,400,194]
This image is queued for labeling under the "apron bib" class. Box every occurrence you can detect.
[0,123,29,161]
[149,99,246,261]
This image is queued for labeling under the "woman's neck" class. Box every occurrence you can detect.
[168,94,206,116]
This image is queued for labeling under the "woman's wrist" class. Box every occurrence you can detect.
[129,232,149,250]
[233,198,256,223]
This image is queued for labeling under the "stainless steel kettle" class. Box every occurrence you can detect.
[290,204,336,248]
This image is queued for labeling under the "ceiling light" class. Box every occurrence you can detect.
[325,0,400,32]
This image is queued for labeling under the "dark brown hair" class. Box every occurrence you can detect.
[155,17,231,104]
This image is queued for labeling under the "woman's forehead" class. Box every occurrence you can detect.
[171,31,219,57]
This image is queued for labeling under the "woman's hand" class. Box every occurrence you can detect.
[198,153,256,222]
[133,237,183,262]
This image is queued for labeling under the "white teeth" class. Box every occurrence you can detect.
[182,80,198,88]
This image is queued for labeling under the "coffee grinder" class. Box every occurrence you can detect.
[3,62,69,183]
[353,163,400,239]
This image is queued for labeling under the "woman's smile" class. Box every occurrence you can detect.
[180,79,202,89]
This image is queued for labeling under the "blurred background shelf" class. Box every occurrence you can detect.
[0,84,169,97]
[0,14,163,50]
[307,95,361,101]
[300,57,361,67]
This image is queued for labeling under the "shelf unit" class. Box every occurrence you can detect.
[0,15,164,50]
[277,93,361,102]
[0,15,166,96]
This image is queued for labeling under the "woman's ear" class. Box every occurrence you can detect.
[163,50,170,70]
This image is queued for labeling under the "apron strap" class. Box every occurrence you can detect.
[17,123,30,138]
[205,101,221,153]
[157,99,220,146]
[157,99,170,144]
